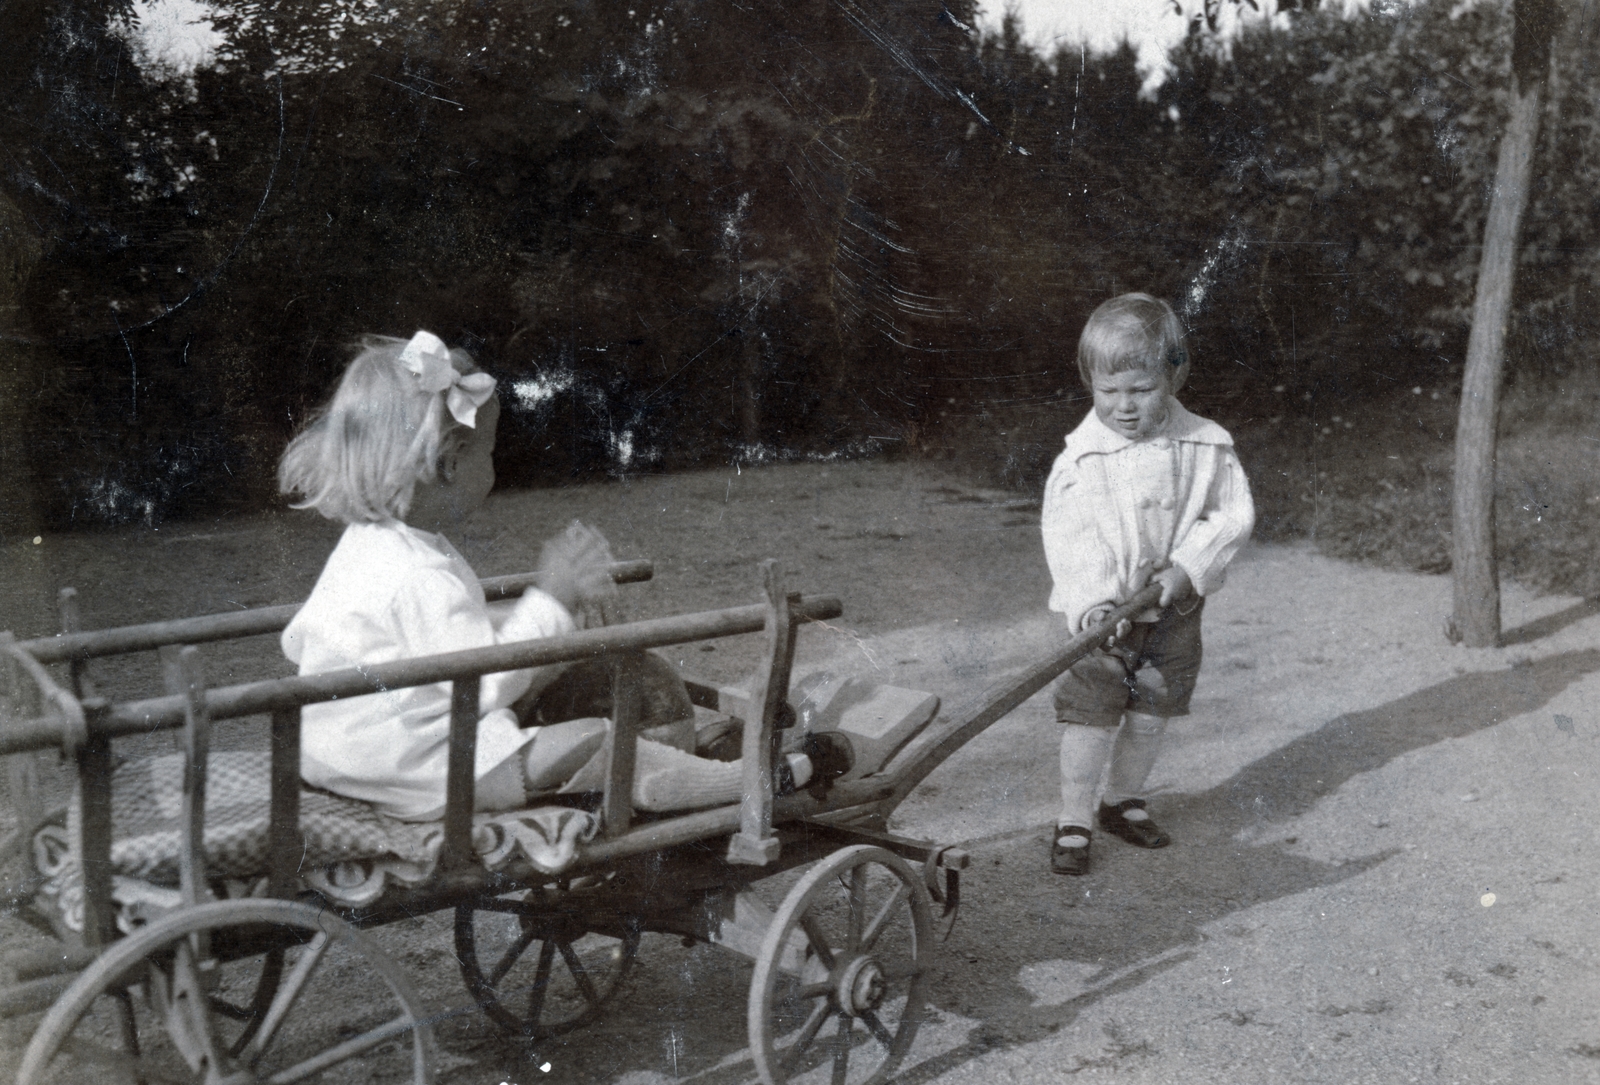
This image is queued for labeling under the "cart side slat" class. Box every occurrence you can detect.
[269,707,303,898]
[728,561,790,865]
[441,679,481,870]
[600,657,641,837]
[161,646,213,907]
[74,708,116,948]
[57,589,99,704]
[16,561,654,665]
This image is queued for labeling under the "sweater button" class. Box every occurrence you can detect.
[1160,497,1175,510]
[1139,497,1153,509]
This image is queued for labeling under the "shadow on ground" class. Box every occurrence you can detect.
[448,649,1600,1084]
[1499,597,1600,647]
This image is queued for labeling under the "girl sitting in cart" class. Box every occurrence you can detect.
[278,330,846,822]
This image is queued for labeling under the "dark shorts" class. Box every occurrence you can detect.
[1052,600,1205,727]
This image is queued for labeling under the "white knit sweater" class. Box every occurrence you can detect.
[1041,400,1255,632]
[283,521,575,819]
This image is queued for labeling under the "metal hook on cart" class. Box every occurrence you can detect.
[923,845,964,942]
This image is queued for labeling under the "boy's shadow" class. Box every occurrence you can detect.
[467,648,1600,1084]
[885,646,1600,1082]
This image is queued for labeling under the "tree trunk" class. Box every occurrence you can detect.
[1448,0,1564,647]
[1448,64,1549,645]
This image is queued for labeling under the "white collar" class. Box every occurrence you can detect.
[1065,399,1233,461]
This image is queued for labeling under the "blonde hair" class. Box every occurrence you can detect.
[278,335,477,523]
[1076,293,1191,393]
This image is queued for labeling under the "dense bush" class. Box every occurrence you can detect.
[1156,0,1600,397]
[1,0,1595,533]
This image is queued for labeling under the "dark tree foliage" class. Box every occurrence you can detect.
[1156,0,1599,401]
[1,0,1596,529]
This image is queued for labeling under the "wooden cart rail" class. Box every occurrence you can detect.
[0,596,839,755]
[13,561,655,666]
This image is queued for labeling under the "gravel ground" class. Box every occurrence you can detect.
[3,459,1598,1084]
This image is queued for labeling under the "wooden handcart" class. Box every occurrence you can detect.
[0,557,1159,1085]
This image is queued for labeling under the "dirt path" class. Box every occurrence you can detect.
[4,459,1599,1084]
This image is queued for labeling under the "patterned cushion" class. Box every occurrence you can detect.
[96,751,436,883]
[38,751,598,929]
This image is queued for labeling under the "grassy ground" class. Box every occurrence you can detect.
[926,361,1600,601]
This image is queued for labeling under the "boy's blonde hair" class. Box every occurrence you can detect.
[1076,293,1191,393]
[279,335,477,524]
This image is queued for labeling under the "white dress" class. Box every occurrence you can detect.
[282,521,575,819]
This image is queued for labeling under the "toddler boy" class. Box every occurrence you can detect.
[1041,293,1254,875]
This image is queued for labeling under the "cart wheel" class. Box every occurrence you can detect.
[16,898,435,1085]
[749,845,932,1085]
[454,893,640,1040]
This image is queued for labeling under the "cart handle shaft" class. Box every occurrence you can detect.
[880,584,1165,811]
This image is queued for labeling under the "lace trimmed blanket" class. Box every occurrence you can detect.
[34,751,597,934]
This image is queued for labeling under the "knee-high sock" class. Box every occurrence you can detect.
[1105,711,1167,807]
[631,740,810,812]
[1058,724,1115,830]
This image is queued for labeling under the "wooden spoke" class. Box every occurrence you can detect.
[525,940,557,1026]
[846,866,868,953]
[263,1013,420,1085]
[219,947,285,1056]
[859,1009,895,1049]
[778,1002,832,1070]
[859,883,912,955]
[556,939,603,1006]
[830,1012,852,1085]
[798,914,838,971]
[795,979,833,1000]
[239,931,331,1065]
[488,925,540,988]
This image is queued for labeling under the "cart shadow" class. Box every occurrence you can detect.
[444,648,1600,1085]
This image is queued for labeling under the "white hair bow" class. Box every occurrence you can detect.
[398,330,497,428]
